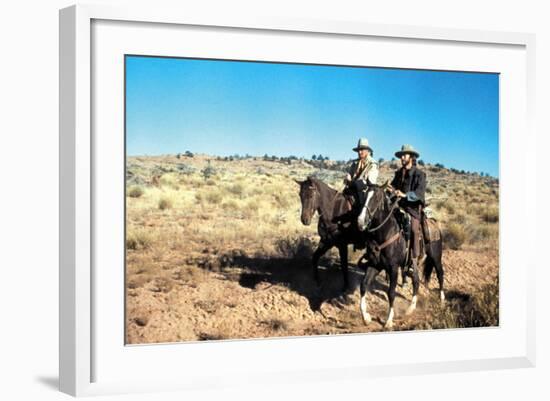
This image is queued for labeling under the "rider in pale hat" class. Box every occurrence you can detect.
[390,144,426,276]
[394,144,420,159]
[344,138,379,230]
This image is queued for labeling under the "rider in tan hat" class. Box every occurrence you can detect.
[344,138,379,230]
[390,144,426,276]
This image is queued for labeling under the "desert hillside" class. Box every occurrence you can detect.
[125,154,499,344]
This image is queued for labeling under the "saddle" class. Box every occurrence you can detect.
[422,209,441,243]
[394,207,439,244]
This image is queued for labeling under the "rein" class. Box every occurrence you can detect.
[365,192,402,259]
[367,196,399,233]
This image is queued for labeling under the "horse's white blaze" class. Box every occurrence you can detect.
[360,295,371,324]
[357,206,368,231]
[357,190,375,231]
[385,307,395,328]
[440,291,446,302]
[406,295,417,315]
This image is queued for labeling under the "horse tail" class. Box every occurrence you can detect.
[423,238,441,283]
[423,252,435,284]
[424,238,444,286]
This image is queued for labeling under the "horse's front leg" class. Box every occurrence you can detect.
[406,265,420,315]
[360,266,378,325]
[312,241,332,287]
[384,266,399,329]
[337,243,349,293]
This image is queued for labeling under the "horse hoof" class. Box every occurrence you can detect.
[362,313,372,325]
[384,321,394,330]
[406,296,417,315]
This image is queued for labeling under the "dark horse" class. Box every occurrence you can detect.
[295,176,362,292]
[358,183,445,328]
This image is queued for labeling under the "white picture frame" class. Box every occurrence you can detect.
[59,4,536,397]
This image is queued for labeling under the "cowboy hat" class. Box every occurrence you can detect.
[352,138,373,153]
[395,144,420,158]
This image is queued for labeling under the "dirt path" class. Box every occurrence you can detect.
[126,245,498,344]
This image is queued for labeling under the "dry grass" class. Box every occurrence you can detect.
[126,228,154,250]
[259,318,289,332]
[197,189,223,204]
[443,223,466,250]
[275,236,315,259]
[125,154,499,343]
[420,279,499,329]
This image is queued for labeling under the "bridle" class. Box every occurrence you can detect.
[302,181,341,220]
[302,181,396,232]
[364,189,403,259]
[303,183,319,208]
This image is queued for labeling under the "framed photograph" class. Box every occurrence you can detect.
[59,4,536,397]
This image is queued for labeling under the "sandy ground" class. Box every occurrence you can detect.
[126,244,498,344]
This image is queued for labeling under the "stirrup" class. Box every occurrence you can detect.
[406,262,418,277]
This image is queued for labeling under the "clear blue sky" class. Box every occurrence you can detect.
[126,55,499,177]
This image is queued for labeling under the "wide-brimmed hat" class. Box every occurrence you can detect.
[395,144,420,158]
[352,138,373,153]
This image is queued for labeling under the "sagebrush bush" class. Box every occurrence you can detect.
[451,212,467,224]
[196,189,222,204]
[444,201,456,215]
[201,163,216,179]
[221,199,240,211]
[126,229,153,250]
[158,197,173,210]
[227,183,245,198]
[426,279,499,329]
[159,174,178,188]
[275,236,314,259]
[204,190,222,204]
[467,223,498,243]
[481,206,499,223]
[443,223,466,250]
[128,186,144,198]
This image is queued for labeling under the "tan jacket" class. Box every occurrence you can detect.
[347,156,379,185]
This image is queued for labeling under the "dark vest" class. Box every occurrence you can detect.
[391,166,426,218]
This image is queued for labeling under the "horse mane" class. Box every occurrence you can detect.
[307,176,338,196]
[379,187,391,213]
[306,176,340,223]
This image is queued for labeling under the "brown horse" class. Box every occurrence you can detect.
[295,176,362,292]
[358,184,445,328]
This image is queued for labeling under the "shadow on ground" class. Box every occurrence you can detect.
[204,249,406,312]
